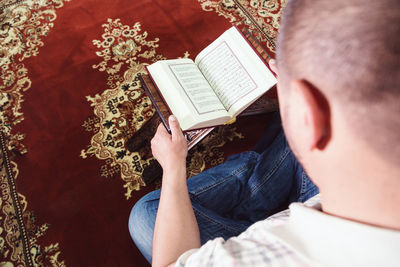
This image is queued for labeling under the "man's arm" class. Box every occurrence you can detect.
[151,115,201,267]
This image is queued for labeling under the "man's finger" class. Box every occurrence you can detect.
[169,115,183,140]
[156,123,168,135]
[269,59,278,77]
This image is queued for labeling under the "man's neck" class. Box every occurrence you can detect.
[307,117,400,231]
[319,165,400,231]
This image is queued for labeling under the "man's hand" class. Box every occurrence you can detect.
[151,115,188,172]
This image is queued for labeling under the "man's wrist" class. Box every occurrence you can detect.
[161,161,187,187]
[162,160,186,174]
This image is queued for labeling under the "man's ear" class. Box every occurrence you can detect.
[292,80,331,150]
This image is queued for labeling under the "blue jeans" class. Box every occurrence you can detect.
[128,113,319,263]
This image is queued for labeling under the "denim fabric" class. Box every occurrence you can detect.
[128,113,319,263]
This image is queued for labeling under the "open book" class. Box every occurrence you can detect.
[146,26,277,131]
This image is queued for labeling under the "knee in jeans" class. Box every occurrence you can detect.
[129,197,153,240]
[128,200,141,240]
[128,192,159,263]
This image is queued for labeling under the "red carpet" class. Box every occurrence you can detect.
[0,0,284,265]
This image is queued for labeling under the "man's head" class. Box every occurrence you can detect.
[275,0,400,226]
[276,0,399,171]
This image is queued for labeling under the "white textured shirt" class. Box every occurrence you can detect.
[176,195,400,266]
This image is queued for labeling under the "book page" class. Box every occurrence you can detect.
[167,62,225,115]
[196,41,257,111]
[195,27,276,117]
[147,59,230,130]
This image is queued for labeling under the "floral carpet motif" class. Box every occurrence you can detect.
[0,0,69,266]
[0,0,70,154]
[0,140,65,266]
[198,0,286,53]
[80,19,161,199]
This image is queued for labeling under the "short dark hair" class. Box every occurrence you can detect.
[277,0,400,164]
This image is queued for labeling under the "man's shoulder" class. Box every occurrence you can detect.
[176,195,322,267]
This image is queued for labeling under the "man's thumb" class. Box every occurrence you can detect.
[169,115,182,137]
[269,59,278,76]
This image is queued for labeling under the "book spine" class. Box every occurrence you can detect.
[145,66,175,116]
[140,70,171,133]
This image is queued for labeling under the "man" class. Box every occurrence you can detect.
[129,0,400,266]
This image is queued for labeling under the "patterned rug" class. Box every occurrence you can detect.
[0,0,285,265]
